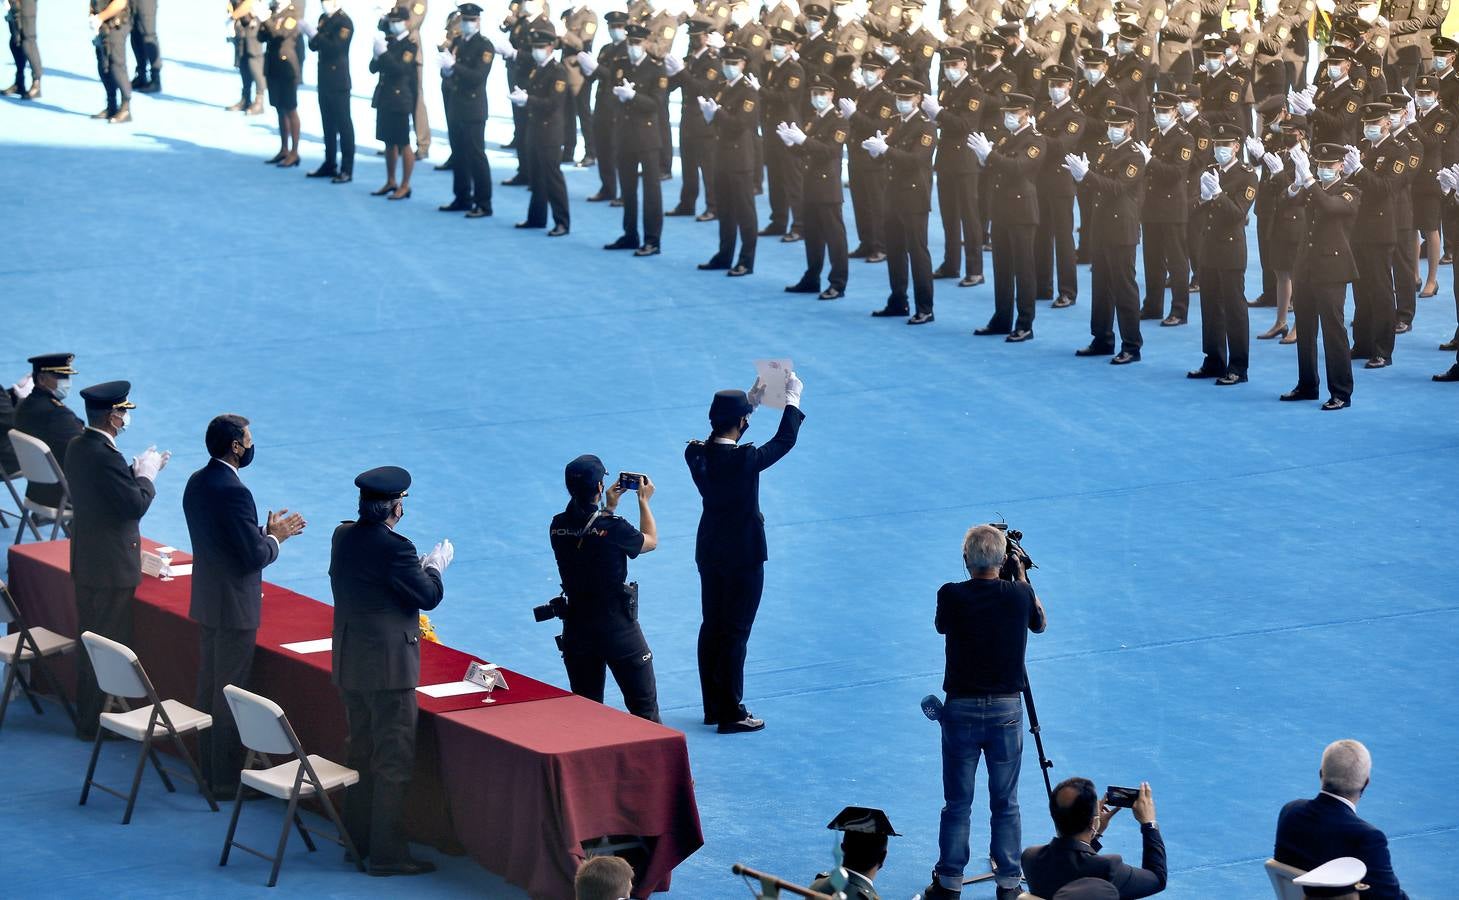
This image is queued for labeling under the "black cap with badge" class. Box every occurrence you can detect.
[708,389,753,424]
[80,381,136,411]
[355,466,411,501]
[29,353,78,376]
[825,806,899,873]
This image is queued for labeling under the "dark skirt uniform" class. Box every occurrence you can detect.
[1348,102,1407,367]
[761,28,807,238]
[932,47,986,287]
[309,8,355,181]
[520,33,572,232]
[699,46,760,275]
[4,0,41,97]
[847,56,895,261]
[1191,123,1258,383]
[228,1,266,110]
[669,21,721,218]
[1139,92,1196,325]
[91,0,132,120]
[1034,69,1084,307]
[260,3,301,112]
[785,74,850,299]
[329,467,444,873]
[1077,106,1146,363]
[370,20,417,146]
[871,78,937,323]
[441,10,495,214]
[604,27,666,253]
[13,353,83,509]
[976,95,1046,339]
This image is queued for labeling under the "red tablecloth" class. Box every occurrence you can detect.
[6,540,703,899]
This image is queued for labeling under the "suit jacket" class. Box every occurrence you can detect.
[1275,794,1409,900]
[64,429,156,589]
[934,75,986,177]
[13,386,84,507]
[983,125,1045,225]
[1350,137,1408,245]
[1288,176,1361,284]
[761,57,805,128]
[1084,140,1145,246]
[1022,826,1168,900]
[883,110,936,213]
[1141,123,1195,224]
[672,48,720,137]
[260,3,302,81]
[1036,99,1085,198]
[686,404,804,569]
[614,56,666,152]
[308,9,353,93]
[1198,161,1257,268]
[711,76,760,173]
[370,35,419,114]
[329,520,444,692]
[793,108,848,204]
[0,386,19,476]
[183,459,279,630]
[446,32,494,122]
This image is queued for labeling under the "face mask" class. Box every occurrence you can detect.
[944,66,965,83]
[1003,112,1022,131]
[1085,67,1103,84]
[1357,4,1379,22]
[806,19,823,35]
[52,378,71,400]
[521,0,542,15]
[1282,133,1303,149]
[394,502,405,522]
[609,27,626,43]
[724,63,743,80]
[1231,14,1248,30]
[1363,124,1383,142]
[1418,94,1437,109]
[1225,49,1237,64]
[1205,57,1222,73]
[1214,145,1234,164]
[389,20,406,35]
[1116,40,1133,55]
[534,47,551,63]
[117,410,131,434]
[1049,85,1068,103]
[322,0,340,13]
[982,51,1000,67]
[896,98,915,115]
[238,443,255,468]
[1317,166,1339,183]
[1388,113,1404,129]
[771,44,787,61]
[862,69,881,87]
[460,20,479,37]
[880,45,897,61]
[1107,126,1126,143]
[1178,101,1196,117]
[739,418,749,438]
[810,92,831,111]
[1438,56,1452,72]
[1328,65,1344,82]
[1154,111,1173,130]
[626,44,644,63]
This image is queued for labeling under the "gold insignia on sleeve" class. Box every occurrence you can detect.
[403,50,414,62]
[1126,163,1138,178]
[1345,100,1357,113]
[1096,152,1106,165]
[1001,82,1012,93]
[1033,68,1043,80]
[751,34,764,46]
[1410,155,1420,168]
[285,16,296,28]
[1141,44,1151,57]
[921,133,933,146]
[555,79,566,92]
[1371,65,1382,79]
[659,75,669,88]
[1188,10,1199,23]
[1355,78,1366,91]
[1243,42,1254,55]
[1278,25,1289,41]
[923,44,934,58]
[707,67,718,79]
[340,26,351,38]
[1180,147,1191,160]
[662,26,674,38]
[1067,120,1079,133]
[1227,90,1238,103]
[969,98,980,111]
[1131,69,1143,82]
[1343,191,1354,201]
[789,76,800,88]
[1198,137,1209,150]
[1106,98,1117,107]
[1027,144,1040,159]
[890,4,901,17]
[880,106,891,118]
[834,129,847,143]
[585,21,596,34]
[851,36,865,51]
[1394,160,1405,173]
[743,98,755,111]
[483,50,493,62]
[718,4,728,15]
[823,51,833,64]
[1245,185,1256,201]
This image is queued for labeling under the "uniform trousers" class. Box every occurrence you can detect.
[886,202,934,316]
[73,584,134,738]
[195,626,256,792]
[678,129,716,212]
[1293,281,1355,402]
[989,221,1037,332]
[1256,205,1277,302]
[448,115,490,209]
[319,89,355,175]
[562,634,660,722]
[1198,266,1249,377]
[1393,229,1419,327]
[1035,192,1077,300]
[658,95,673,177]
[618,146,663,245]
[849,154,885,253]
[1187,203,1206,280]
[1142,222,1191,319]
[937,170,984,277]
[96,28,131,112]
[341,688,417,864]
[713,168,757,268]
[594,102,618,197]
[799,201,849,292]
[1352,243,1397,360]
[1091,243,1142,353]
[7,8,41,84]
[563,88,591,159]
[129,0,160,79]
[696,563,764,725]
[235,33,264,103]
[526,130,569,227]
[765,135,802,231]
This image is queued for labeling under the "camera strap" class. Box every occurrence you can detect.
[575,508,604,549]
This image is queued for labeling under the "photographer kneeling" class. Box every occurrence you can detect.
[547,455,661,722]
[924,524,1047,900]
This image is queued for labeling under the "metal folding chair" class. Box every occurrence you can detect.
[77,631,219,824]
[219,684,365,886]
[1265,858,1307,900]
[6,430,73,543]
[0,578,79,733]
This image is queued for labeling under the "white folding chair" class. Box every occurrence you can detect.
[1266,858,1307,900]
[0,578,78,732]
[78,632,219,824]
[0,449,27,533]
[220,684,364,887]
[7,430,73,543]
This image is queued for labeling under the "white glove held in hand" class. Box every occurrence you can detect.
[132,446,168,482]
[422,539,455,574]
[699,95,718,121]
[576,50,597,75]
[967,131,991,164]
[837,97,856,119]
[11,374,33,399]
[862,130,888,157]
[373,35,388,57]
[510,86,529,106]
[784,371,803,408]
[663,54,685,76]
[1133,141,1152,164]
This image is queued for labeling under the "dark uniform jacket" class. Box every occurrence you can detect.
[672,47,720,138]
[370,35,419,113]
[1349,136,1409,244]
[13,386,83,507]
[1022,827,1168,900]
[1258,146,1306,248]
[549,501,644,646]
[1075,78,1123,153]
[794,108,849,204]
[64,429,155,590]
[977,64,1019,134]
[1037,98,1085,198]
[615,55,666,151]
[0,387,18,476]
[809,869,879,900]
[1142,123,1195,224]
[1286,176,1361,284]
[329,520,444,692]
[1274,793,1410,900]
[933,75,984,176]
[526,58,571,140]
[447,32,495,121]
[1312,75,1366,145]
[711,75,760,173]
[558,4,597,95]
[591,39,629,115]
[309,9,353,93]
[686,405,804,569]
[183,458,279,631]
[1201,64,1249,132]
[1083,139,1146,245]
[260,3,302,82]
[1388,126,1423,230]
[762,56,806,128]
[1159,0,1203,70]
[849,81,896,166]
[883,109,937,212]
[983,125,1046,225]
[1198,160,1258,267]
[1414,106,1458,199]
[1107,51,1150,116]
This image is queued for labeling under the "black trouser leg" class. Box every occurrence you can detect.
[606,644,660,723]
[1354,243,1396,360]
[340,689,417,865]
[73,586,134,738]
[466,119,488,209]
[1041,192,1076,299]
[766,138,789,229]
[961,171,984,277]
[1218,267,1250,377]
[617,149,642,243]
[1198,264,1227,373]
[320,91,341,171]
[1293,283,1321,393]
[714,167,736,263]
[544,136,569,227]
[450,118,472,204]
[195,627,256,793]
[801,203,826,286]
[1187,205,1204,277]
[906,205,933,316]
[728,169,757,267]
[989,223,1016,331]
[658,97,672,176]
[1110,243,1142,353]
[640,146,662,245]
[937,170,961,271]
[824,203,848,291]
[1318,283,1354,402]
[1009,222,1037,331]
[698,564,764,725]
[849,155,872,248]
[1257,210,1276,301]
[561,91,577,159]
[678,131,703,209]
[594,104,617,197]
[577,88,594,157]
[865,164,886,254]
[885,214,911,313]
[562,646,608,703]
[1393,227,1418,327]
[1090,246,1117,350]
[1142,226,1168,316]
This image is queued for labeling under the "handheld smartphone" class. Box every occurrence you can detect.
[617,472,645,491]
[1104,786,1140,809]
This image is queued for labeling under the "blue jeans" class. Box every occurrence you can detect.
[934,694,1024,891]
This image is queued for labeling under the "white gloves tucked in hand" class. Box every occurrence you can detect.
[421,539,455,574]
[132,446,170,482]
[11,374,33,399]
[372,35,388,57]
[613,79,636,102]
[509,86,529,106]
[784,371,803,408]
[862,130,888,157]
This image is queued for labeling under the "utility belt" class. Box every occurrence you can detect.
[564,581,639,623]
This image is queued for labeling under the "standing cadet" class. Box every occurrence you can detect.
[559,1,599,165]
[13,353,82,511]
[89,0,132,123]
[66,382,169,739]
[1139,91,1195,327]
[1346,102,1405,369]
[369,8,417,200]
[433,8,462,172]
[867,77,937,325]
[581,12,629,202]
[330,466,450,875]
[969,93,1046,341]
[1250,116,1308,342]
[1158,0,1202,89]
[928,46,987,288]
[1281,144,1358,409]
[1035,65,1082,308]
[259,0,302,167]
[438,4,494,217]
[3,0,41,98]
[1382,93,1423,334]
[1108,22,1150,131]
[128,0,162,94]
[1197,36,1248,135]
[305,0,355,184]
[698,44,760,276]
[761,27,807,241]
[226,1,267,114]
[512,30,571,235]
[1189,122,1258,385]
[1250,0,1291,105]
[400,0,431,160]
[799,3,837,89]
[1293,46,1364,146]
[667,19,722,220]
[1413,76,1454,302]
[1067,105,1146,364]
[845,52,895,262]
[686,372,805,734]
[1073,48,1121,261]
[603,24,665,254]
[780,72,850,299]
[1181,86,1212,295]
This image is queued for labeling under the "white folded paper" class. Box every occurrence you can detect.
[753,358,794,410]
[417,680,492,698]
[280,638,333,654]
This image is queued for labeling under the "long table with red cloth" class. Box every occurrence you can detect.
[6,539,703,898]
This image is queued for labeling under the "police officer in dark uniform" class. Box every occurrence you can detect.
[930,46,987,288]
[330,466,448,876]
[226,1,267,114]
[1108,22,1151,132]
[1069,105,1146,364]
[781,72,850,299]
[869,77,937,325]
[1412,75,1454,305]
[515,29,572,234]
[760,27,807,240]
[3,0,41,98]
[1196,36,1248,135]
[1304,46,1365,146]
[799,3,837,90]
[1036,64,1083,308]
[1181,86,1213,295]
[1189,121,1258,384]
[584,12,629,202]
[1381,92,1423,333]
[667,19,721,219]
[260,0,302,166]
[306,0,355,183]
[559,1,600,165]
[369,6,417,199]
[603,23,665,254]
[1139,90,1195,326]
[1347,102,1405,369]
[438,3,494,216]
[808,807,901,900]
[549,456,661,722]
[1073,48,1122,261]
[970,93,1046,341]
[1280,142,1358,409]
[698,44,760,276]
[89,0,132,123]
[66,382,169,739]
[846,52,895,263]
[686,372,804,733]
[128,0,161,92]
[14,353,82,510]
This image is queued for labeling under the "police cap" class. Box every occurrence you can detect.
[1118,22,1144,40]
[1079,47,1109,65]
[940,45,969,63]
[721,44,749,62]
[1293,857,1367,891]
[1380,92,1409,110]
[804,2,830,16]
[859,50,888,68]
[1311,142,1346,163]
[687,17,713,35]
[28,352,77,376]
[770,26,798,44]
[564,454,607,498]
[1200,37,1226,55]
[604,10,630,25]
[1150,91,1179,109]
[1283,114,1310,134]
[529,29,557,45]
[1001,92,1034,111]
[355,465,411,501]
[1043,63,1075,82]
[1103,104,1136,124]
[1324,45,1355,62]
[980,32,1008,51]
[994,21,1021,37]
[1211,122,1243,142]
[456,3,483,16]
[1359,101,1391,121]
[1433,35,1459,54]
[808,71,837,90]
[386,6,409,20]
[826,805,901,836]
[1331,19,1365,45]
[709,389,754,423]
[79,381,136,411]
[623,23,648,41]
[888,76,926,96]
[1414,74,1441,92]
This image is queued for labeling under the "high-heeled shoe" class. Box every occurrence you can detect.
[1419,284,1439,299]
[264,151,286,164]
[276,154,300,168]
[1280,330,1298,345]
[1257,323,1289,340]
[370,184,397,196]
[388,187,412,200]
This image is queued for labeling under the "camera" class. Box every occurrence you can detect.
[992,522,1036,580]
[533,594,568,622]
[617,472,645,491]
[1104,785,1139,809]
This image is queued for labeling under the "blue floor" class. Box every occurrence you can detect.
[4,6,1458,899]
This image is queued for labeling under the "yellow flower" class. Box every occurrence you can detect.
[419,613,440,644]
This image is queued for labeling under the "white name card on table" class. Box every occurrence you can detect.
[752,358,794,410]
[141,546,178,579]
[417,680,493,698]
[280,638,333,654]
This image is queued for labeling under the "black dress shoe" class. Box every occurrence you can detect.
[1161,316,1187,327]
[1441,337,1459,351]
[1279,388,1319,401]
[515,221,545,229]
[727,265,753,276]
[908,312,935,325]
[1139,310,1163,321]
[1442,253,1453,264]
[973,325,1010,336]
[264,151,287,164]
[1215,373,1248,385]
[1006,329,1034,343]
[848,245,870,259]
[1186,368,1220,379]
[958,274,985,287]
[1321,397,1350,411]
[501,174,528,186]
[716,716,765,734]
[818,288,844,300]
[920,883,961,900]
[1051,294,1076,308]
[130,74,146,89]
[330,173,352,184]
[665,206,695,216]
[932,267,960,279]
[577,155,596,167]
[586,191,614,202]
[307,165,338,178]
[698,259,730,270]
[1247,294,1276,308]
[1432,365,1459,382]
[1075,344,1113,357]
[439,201,473,212]
[695,211,717,222]
[603,235,638,249]
[870,306,908,317]
[1394,321,1412,334]
[368,858,438,877]
[433,160,454,171]
[548,224,570,236]
[136,78,160,94]
[864,251,887,263]
[785,282,820,293]
[1110,351,1140,365]
[780,232,802,243]
[633,243,659,255]
[1364,356,1391,369]
[758,225,786,237]
[465,206,492,218]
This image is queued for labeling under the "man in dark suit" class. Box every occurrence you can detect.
[183,414,306,797]
[64,381,168,740]
[1275,739,1409,900]
[0,371,32,477]
[685,371,804,733]
[13,352,83,509]
[1022,778,1167,900]
[330,466,449,876]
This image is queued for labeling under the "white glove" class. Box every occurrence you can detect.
[1199,169,1221,200]
[1289,145,1312,185]
[88,13,100,33]
[509,86,529,106]
[1315,0,1335,12]
[1439,167,1457,194]
[967,131,992,165]
[613,78,636,101]
[1133,141,1152,164]
[664,53,685,76]
[373,35,388,57]
[699,95,718,122]
[784,371,803,408]
[747,378,766,410]
[421,538,455,574]
[920,94,941,119]
[131,446,168,482]
[744,72,760,91]
[1263,151,1283,175]
[837,97,856,119]
[438,50,455,73]
[862,130,888,157]
[1064,152,1090,182]
[11,374,33,399]
[1287,89,1312,116]
[776,121,806,145]
[1342,145,1361,175]
[1244,136,1265,160]
[1097,14,1118,34]
[706,30,725,49]
[301,17,318,38]
[499,43,518,60]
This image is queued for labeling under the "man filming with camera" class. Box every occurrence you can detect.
[923,524,1047,900]
[546,455,661,722]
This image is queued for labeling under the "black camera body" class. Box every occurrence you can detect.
[992,523,1036,580]
[1105,785,1139,809]
[533,594,568,623]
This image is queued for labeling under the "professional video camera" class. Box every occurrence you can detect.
[992,522,1035,581]
[533,593,568,623]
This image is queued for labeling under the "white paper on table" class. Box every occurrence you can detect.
[280,638,333,654]
[168,563,194,577]
[753,358,794,410]
[417,680,492,698]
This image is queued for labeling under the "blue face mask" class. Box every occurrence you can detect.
[771,44,787,61]
[52,378,71,400]
[1155,111,1174,130]
[1418,94,1438,109]
[896,98,915,115]
[1107,126,1126,144]
[1085,67,1103,84]
[609,27,626,43]
[1437,56,1452,72]
[1003,112,1022,131]
[1116,40,1134,55]
[1049,85,1068,103]
[724,63,742,80]
[810,93,831,111]
[1328,64,1344,82]
[1317,166,1339,183]
[1214,145,1234,165]
[1363,124,1383,142]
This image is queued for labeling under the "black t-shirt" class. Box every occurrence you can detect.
[936,578,1040,696]
[549,502,644,642]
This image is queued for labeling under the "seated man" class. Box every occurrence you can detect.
[1055,879,1120,899]
[810,806,900,900]
[1294,857,1369,900]
[575,855,634,900]
[1275,739,1408,900]
[1022,778,1166,899]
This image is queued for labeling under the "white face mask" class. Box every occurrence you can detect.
[944,65,965,83]
[1388,113,1404,129]
[724,62,743,80]
[1317,166,1339,183]
[1364,123,1384,142]
[1003,111,1022,131]
[322,0,340,14]
[609,27,626,43]
[1107,125,1126,143]
[626,44,645,63]
[52,378,71,400]
[1154,111,1174,130]
[1231,13,1249,30]
[117,410,132,434]
[1328,64,1345,82]
[863,69,881,87]
[806,18,823,36]
[1438,56,1452,72]
[880,45,897,61]
[521,0,542,16]
[1205,57,1222,73]
[1178,101,1196,117]
[896,97,915,115]
[1213,145,1234,164]
[810,92,831,111]
[1085,67,1103,84]
[771,44,787,61]
[460,19,479,37]
[389,20,406,35]
[1049,85,1068,103]
[1116,40,1133,55]
[1357,4,1379,22]
[534,47,551,63]
[1417,93,1438,109]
